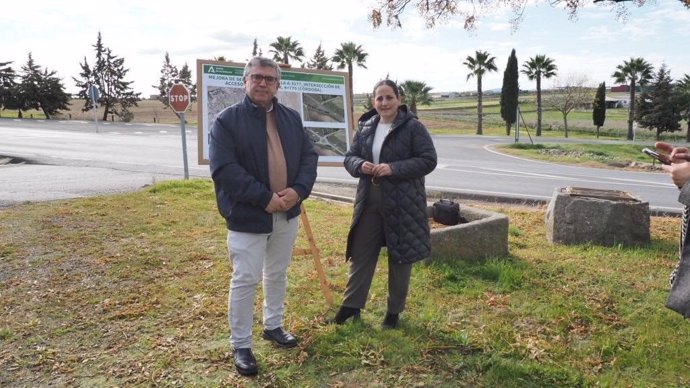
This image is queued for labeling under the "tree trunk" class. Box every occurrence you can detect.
[505,122,511,136]
[596,125,600,139]
[686,121,690,143]
[536,76,542,136]
[627,81,636,140]
[102,102,110,122]
[563,115,568,138]
[477,77,483,135]
[348,64,354,124]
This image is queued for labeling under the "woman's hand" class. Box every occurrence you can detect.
[360,161,376,175]
[372,163,392,177]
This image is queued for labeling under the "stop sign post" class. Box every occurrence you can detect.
[169,84,191,179]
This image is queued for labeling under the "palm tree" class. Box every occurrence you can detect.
[399,80,433,115]
[612,57,654,140]
[463,50,497,135]
[521,55,557,136]
[332,42,368,119]
[269,36,305,65]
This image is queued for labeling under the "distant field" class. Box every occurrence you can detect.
[1,99,199,125]
[4,91,688,141]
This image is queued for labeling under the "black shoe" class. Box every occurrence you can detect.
[381,312,399,329]
[262,327,298,348]
[233,348,258,376]
[326,306,361,325]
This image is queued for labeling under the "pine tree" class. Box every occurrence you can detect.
[18,53,42,115]
[73,32,141,121]
[38,68,70,118]
[676,74,690,142]
[307,44,332,70]
[154,52,180,107]
[636,64,681,139]
[500,49,519,135]
[0,61,17,115]
[592,82,606,138]
[18,53,69,119]
[179,63,196,102]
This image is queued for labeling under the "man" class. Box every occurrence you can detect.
[209,56,318,376]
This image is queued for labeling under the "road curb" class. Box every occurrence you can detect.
[312,179,682,217]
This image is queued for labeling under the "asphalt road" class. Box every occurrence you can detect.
[0,118,681,214]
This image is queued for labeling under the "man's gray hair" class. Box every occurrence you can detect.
[243,56,281,81]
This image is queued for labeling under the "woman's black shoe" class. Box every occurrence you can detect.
[381,312,399,329]
[327,306,361,324]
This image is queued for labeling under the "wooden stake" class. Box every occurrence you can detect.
[294,203,334,305]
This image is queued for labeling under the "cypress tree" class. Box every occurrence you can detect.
[592,82,606,138]
[500,49,519,135]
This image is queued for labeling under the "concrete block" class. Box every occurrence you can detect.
[545,186,650,247]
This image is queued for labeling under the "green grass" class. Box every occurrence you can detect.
[498,142,672,169]
[1,179,690,386]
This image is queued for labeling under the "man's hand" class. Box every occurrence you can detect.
[661,163,690,188]
[264,193,287,213]
[276,188,301,211]
[656,141,690,163]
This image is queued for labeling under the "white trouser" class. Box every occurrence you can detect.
[227,212,299,349]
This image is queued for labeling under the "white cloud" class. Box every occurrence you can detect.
[3,0,690,96]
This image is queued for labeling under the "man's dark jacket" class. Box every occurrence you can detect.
[344,105,437,264]
[209,95,318,233]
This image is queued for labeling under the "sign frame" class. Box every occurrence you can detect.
[195,59,354,166]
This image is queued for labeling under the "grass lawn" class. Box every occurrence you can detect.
[2,180,689,386]
[497,143,672,170]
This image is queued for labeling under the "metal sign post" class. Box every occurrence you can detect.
[179,113,189,179]
[89,84,99,133]
[169,84,191,179]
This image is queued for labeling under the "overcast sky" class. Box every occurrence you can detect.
[4,0,690,97]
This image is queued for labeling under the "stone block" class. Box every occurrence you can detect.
[545,186,650,247]
[425,205,509,263]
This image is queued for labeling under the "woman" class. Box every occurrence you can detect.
[329,79,437,328]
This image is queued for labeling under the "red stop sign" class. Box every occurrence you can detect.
[168,84,190,113]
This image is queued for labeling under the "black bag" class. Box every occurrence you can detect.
[432,199,461,226]
[666,244,690,317]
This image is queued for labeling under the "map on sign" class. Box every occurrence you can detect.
[196,60,353,166]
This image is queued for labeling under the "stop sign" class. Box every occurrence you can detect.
[168,84,191,113]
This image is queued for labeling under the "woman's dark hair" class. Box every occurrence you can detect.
[372,79,400,98]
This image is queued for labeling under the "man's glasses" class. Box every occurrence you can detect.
[249,74,278,85]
